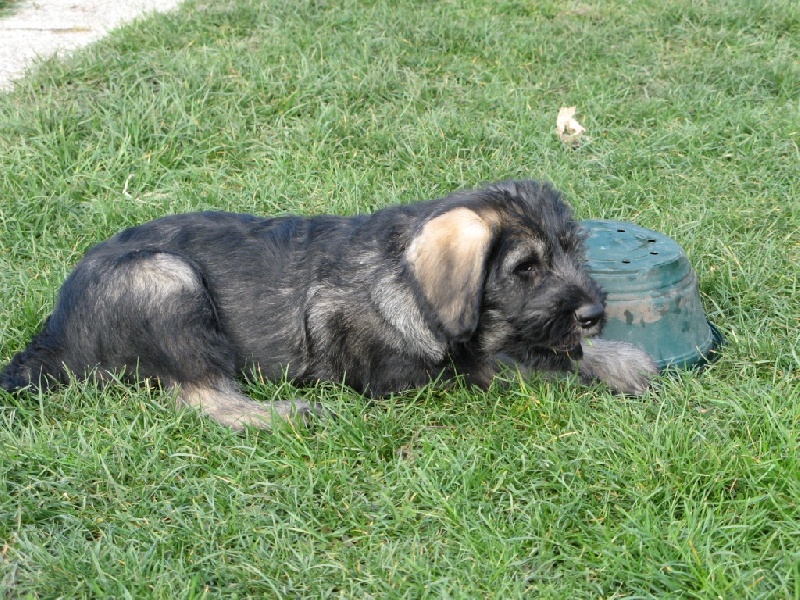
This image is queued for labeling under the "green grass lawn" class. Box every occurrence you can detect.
[1,0,798,596]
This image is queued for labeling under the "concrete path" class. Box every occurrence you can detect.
[0,0,184,90]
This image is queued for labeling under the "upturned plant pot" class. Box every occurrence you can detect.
[582,219,723,371]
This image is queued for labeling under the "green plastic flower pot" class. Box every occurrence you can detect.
[582,220,723,371]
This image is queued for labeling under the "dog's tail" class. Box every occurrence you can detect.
[1,360,38,393]
[0,332,66,394]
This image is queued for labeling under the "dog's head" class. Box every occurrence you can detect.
[405,180,606,363]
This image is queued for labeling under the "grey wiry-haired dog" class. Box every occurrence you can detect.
[1,180,657,429]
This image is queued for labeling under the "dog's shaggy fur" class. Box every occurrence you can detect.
[0,180,657,429]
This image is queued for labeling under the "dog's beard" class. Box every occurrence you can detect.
[483,310,587,367]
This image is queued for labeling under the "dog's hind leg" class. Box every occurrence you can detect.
[176,379,321,431]
[2,249,318,430]
[105,250,323,430]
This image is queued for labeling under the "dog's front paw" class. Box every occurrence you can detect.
[609,356,658,396]
[578,338,658,396]
[289,400,332,426]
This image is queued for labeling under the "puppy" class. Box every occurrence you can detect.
[0,180,657,429]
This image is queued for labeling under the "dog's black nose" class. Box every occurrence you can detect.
[575,302,604,329]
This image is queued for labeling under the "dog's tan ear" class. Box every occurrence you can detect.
[406,207,493,338]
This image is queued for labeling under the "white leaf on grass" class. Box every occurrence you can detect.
[556,106,587,146]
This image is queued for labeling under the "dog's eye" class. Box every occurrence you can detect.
[513,259,538,276]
